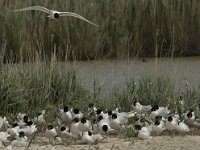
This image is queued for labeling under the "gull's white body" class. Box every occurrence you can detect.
[33,110,46,125]
[98,118,117,134]
[133,102,152,114]
[0,117,10,129]
[81,131,102,144]
[13,6,99,27]
[78,119,92,132]
[45,127,58,144]
[17,125,37,136]
[81,131,93,144]
[0,132,10,147]
[166,116,178,131]
[70,121,81,139]
[11,140,28,147]
[60,126,74,138]
[71,110,83,120]
[110,117,125,131]
[138,126,152,139]
[150,107,170,119]
[184,111,195,126]
[60,109,73,125]
[152,120,166,135]
[176,121,190,133]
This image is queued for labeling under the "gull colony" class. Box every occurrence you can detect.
[0,100,200,149]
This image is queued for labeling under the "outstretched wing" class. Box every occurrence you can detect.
[59,12,99,27]
[13,6,51,14]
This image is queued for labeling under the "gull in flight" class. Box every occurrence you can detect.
[13,6,99,27]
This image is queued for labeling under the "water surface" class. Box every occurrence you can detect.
[68,57,200,99]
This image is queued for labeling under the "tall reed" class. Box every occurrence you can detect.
[0,0,199,61]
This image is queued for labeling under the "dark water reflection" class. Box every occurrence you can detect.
[68,57,200,99]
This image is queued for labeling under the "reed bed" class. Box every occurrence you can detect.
[0,60,200,118]
[0,0,199,61]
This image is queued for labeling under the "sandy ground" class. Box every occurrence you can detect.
[10,135,200,150]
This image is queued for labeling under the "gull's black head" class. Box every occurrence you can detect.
[89,103,94,108]
[154,120,160,126]
[112,113,117,119]
[27,121,33,126]
[187,111,193,118]
[151,105,159,111]
[168,116,173,122]
[48,124,53,130]
[155,116,162,121]
[37,112,42,117]
[23,115,28,123]
[12,123,18,128]
[108,110,112,116]
[73,108,80,114]
[102,125,108,132]
[54,13,59,19]
[19,131,25,138]
[97,115,103,122]
[60,126,66,132]
[135,125,142,130]
[88,131,92,136]
[81,117,87,124]
[64,106,69,112]
[96,108,102,115]
[73,118,79,123]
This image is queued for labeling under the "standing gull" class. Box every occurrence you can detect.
[13,6,99,27]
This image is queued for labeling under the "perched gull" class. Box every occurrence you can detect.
[135,125,152,139]
[166,116,178,131]
[13,6,99,27]
[45,125,58,144]
[78,117,92,132]
[81,131,102,144]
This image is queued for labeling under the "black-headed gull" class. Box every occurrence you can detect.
[152,119,166,135]
[166,116,178,131]
[45,125,58,144]
[59,106,73,126]
[135,125,152,139]
[81,131,102,144]
[132,101,152,114]
[78,117,92,132]
[13,6,99,27]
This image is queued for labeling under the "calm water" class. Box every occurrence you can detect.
[68,57,200,99]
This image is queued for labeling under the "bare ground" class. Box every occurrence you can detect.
[10,135,200,150]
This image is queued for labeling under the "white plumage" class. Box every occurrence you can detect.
[13,6,99,27]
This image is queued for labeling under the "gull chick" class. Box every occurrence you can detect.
[13,6,99,27]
